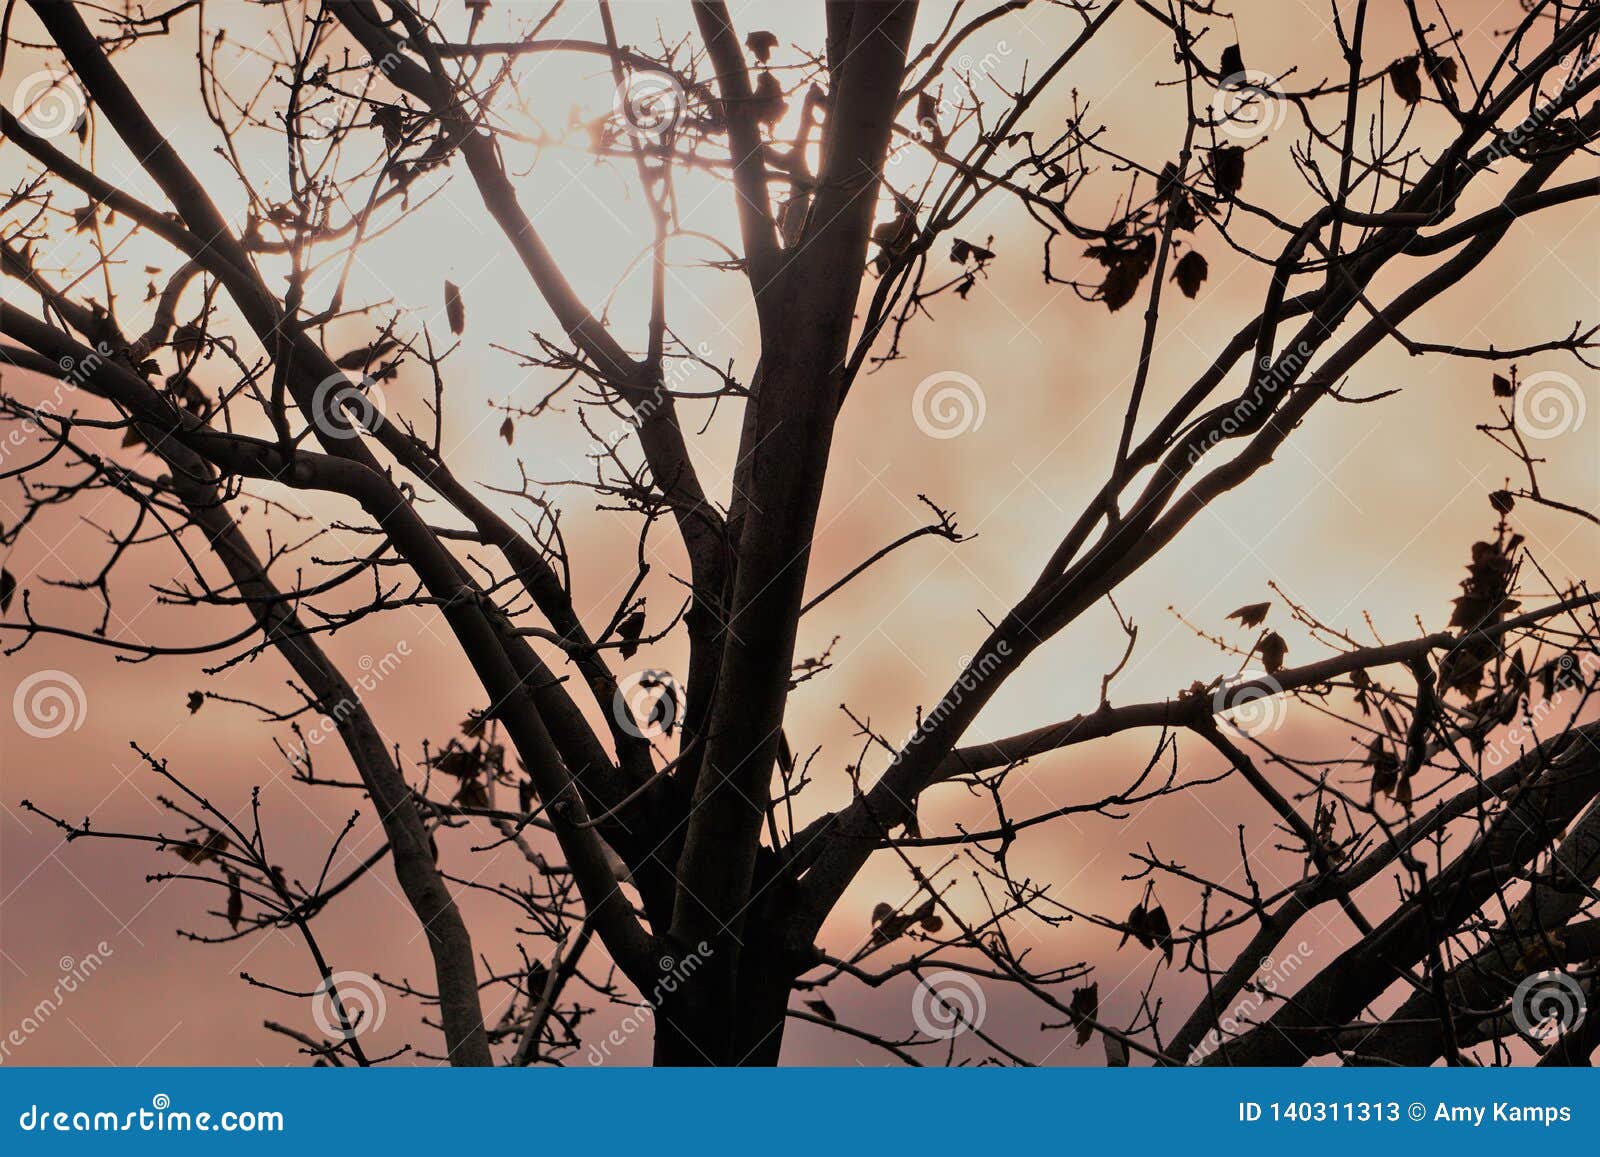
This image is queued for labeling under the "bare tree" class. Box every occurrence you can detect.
[1,0,1596,1067]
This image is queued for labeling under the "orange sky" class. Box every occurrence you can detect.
[1,1,1596,1065]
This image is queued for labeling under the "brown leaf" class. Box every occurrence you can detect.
[950,237,995,265]
[175,827,229,864]
[1172,249,1208,298]
[915,91,945,150]
[1227,601,1271,629]
[745,30,779,63]
[1120,902,1152,950]
[1489,489,1515,515]
[1069,982,1099,1046]
[186,690,204,714]
[1146,904,1174,964]
[1367,735,1400,798]
[431,745,484,779]
[1388,55,1423,105]
[499,416,514,445]
[371,105,405,150]
[455,778,490,810]
[1257,630,1289,674]
[226,870,243,931]
[1212,145,1245,201]
[805,998,836,1022]
[616,608,646,660]
[1219,44,1245,80]
[444,280,466,335]
[1425,53,1458,85]
[1086,233,1156,312]
[172,323,204,358]
[1492,372,1514,397]
[871,899,934,945]
[335,337,399,370]
[0,568,15,613]
[751,71,787,127]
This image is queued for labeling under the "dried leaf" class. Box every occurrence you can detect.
[805,998,836,1022]
[372,105,405,150]
[0,568,15,613]
[1367,736,1400,798]
[456,777,490,810]
[1146,904,1174,964]
[1389,55,1423,105]
[1257,630,1289,674]
[335,337,399,370]
[431,745,484,779]
[226,870,243,931]
[1120,902,1152,950]
[1172,249,1208,298]
[916,91,945,150]
[1219,44,1245,80]
[1227,601,1271,629]
[186,690,204,714]
[1086,233,1156,312]
[751,71,787,127]
[1212,145,1245,201]
[616,609,646,660]
[175,828,229,864]
[172,323,204,358]
[745,30,779,63]
[950,237,995,265]
[1489,489,1515,515]
[444,280,465,335]
[499,415,514,445]
[1069,982,1099,1046]
[1492,372,1514,398]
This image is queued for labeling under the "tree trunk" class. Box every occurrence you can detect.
[652,974,790,1066]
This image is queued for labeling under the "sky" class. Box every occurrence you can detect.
[0,0,1596,1066]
